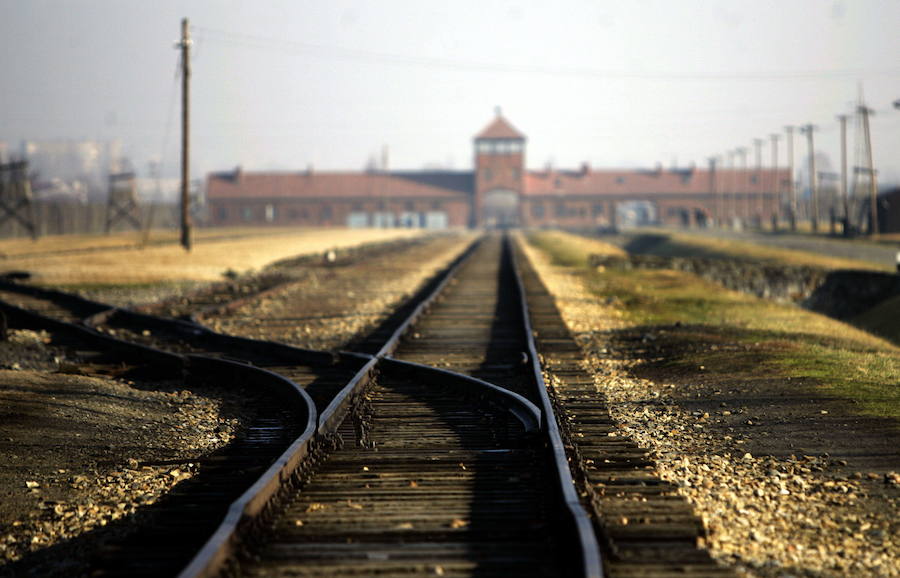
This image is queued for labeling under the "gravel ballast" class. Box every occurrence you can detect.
[521,237,900,577]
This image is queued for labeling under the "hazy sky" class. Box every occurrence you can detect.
[3,0,899,184]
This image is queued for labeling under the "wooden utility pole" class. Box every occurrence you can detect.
[769,133,780,229]
[178,18,192,251]
[708,156,718,227]
[728,150,737,227]
[837,114,849,235]
[785,126,796,231]
[735,147,748,226]
[800,124,818,232]
[859,105,878,236]
[753,138,764,223]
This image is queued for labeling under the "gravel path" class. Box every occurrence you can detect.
[522,238,900,577]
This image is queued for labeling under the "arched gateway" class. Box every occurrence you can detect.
[473,112,526,227]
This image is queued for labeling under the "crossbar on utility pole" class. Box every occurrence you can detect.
[178,18,193,251]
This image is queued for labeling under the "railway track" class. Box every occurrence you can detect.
[137,233,463,323]
[0,292,317,577]
[222,234,599,577]
[0,230,738,577]
[0,233,600,576]
[513,237,734,577]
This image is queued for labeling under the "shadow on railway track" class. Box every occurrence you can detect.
[0,367,354,578]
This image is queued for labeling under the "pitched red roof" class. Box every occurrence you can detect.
[523,168,791,196]
[206,170,474,200]
[475,116,526,140]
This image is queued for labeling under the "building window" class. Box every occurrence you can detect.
[532,203,545,218]
[321,205,332,220]
[241,207,253,221]
[404,200,415,211]
[264,204,275,222]
[592,203,604,216]
[431,200,443,210]
[555,202,566,217]
[616,176,625,184]
[476,139,523,155]
[750,175,758,184]
[218,206,228,220]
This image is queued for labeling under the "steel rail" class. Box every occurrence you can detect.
[508,234,605,578]
[0,299,184,372]
[0,233,603,576]
[312,232,602,577]
[378,357,541,434]
[0,288,322,578]
[177,356,320,578]
[317,236,483,433]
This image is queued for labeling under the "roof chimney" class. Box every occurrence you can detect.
[233,165,243,182]
[306,163,314,176]
[580,162,591,176]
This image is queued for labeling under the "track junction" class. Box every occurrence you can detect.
[0,233,731,577]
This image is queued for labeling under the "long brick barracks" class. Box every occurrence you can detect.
[207,114,789,229]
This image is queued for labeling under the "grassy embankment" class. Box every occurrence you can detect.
[625,228,891,271]
[528,230,900,421]
[621,229,900,343]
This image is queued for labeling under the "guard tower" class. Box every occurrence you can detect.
[473,110,526,227]
[0,161,38,239]
[105,172,142,233]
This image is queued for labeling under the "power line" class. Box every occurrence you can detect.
[192,26,900,82]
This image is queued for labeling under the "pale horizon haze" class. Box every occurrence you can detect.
[2,0,899,186]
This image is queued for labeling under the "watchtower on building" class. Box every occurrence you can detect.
[473,111,525,227]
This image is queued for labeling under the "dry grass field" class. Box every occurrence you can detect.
[0,227,427,285]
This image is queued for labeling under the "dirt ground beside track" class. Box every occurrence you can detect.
[0,330,244,569]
